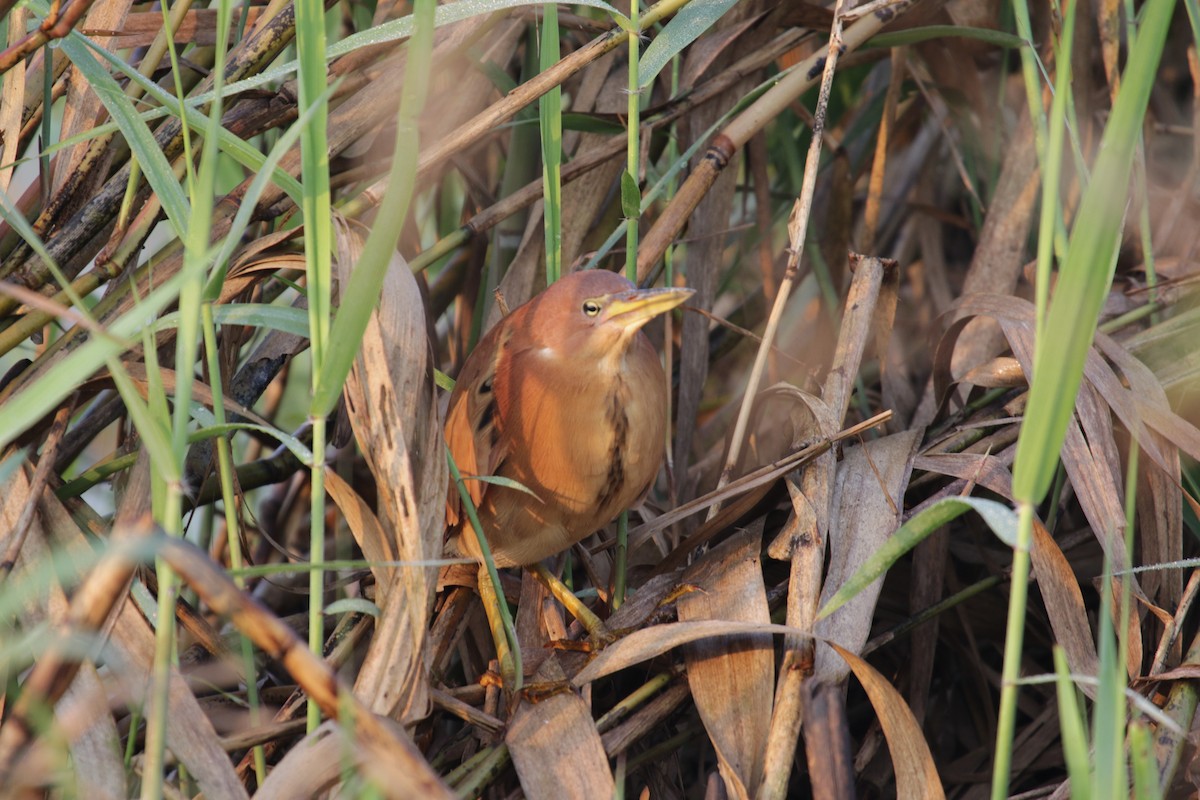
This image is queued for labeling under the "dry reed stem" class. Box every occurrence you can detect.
[372,0,694,194]
[0,515,153,780]
[862,46,906,254]
[757,250,897,798]
[0,403,72,579]
[157,535,453,796]
[0,0,98,74]
[709,0,855,519]
[635,0,915,283]
[624,410,893,554]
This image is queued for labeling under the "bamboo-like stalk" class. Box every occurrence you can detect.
[614,0,643,613]
[359,0,693,196]
[707,0,869,517]
[635,1,913,283]
[292,0,333,735]
[0,0,300,298]
[200,303,267,783]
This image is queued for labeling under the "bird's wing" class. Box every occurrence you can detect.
[445,322,512,527]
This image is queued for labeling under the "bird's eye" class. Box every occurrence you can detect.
[582,300,602,317]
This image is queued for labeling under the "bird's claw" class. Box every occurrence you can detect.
[519,680,571,704]
[587,625,619,650]
[548,624,619,653]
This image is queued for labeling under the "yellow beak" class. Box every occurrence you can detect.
[602,287,694,331]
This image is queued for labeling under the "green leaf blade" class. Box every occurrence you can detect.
[639,0,740,89]
[816,497,1017,621]
[1011,0,1176,503]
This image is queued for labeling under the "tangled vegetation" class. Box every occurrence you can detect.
[0,0,1197,797]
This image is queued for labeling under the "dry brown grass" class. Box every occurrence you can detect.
[1,0,1199,798]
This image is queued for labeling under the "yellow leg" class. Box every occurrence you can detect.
[529,563,614,647]
[476,565,519,690]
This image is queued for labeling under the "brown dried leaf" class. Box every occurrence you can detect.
[1030,518,1099,686]
[508,662,614,799]
[335,219,447,724]
[2,468,126,800]
[961,356,1027,388]
[51,0,132,197]
[515,570,553,679]
[573,621,801,686]
[0,8,26,195]
[814,429,922,681]
[1133,664,1200,685]
[912,451,1016,499]
[324,468,395,600]
[256,719,450,800]
[940,295,1161,624]
[998,310,1154,670]
[826,643,946,799]
[678,525,773,798]
[253,724,345,799]
[1094,332,1184,607]
[679,14,766,90]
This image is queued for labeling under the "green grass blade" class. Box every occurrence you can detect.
[639,0,737,88]
[295,0,333,376]
[1129,722,1162,800]
[447,446,523,690]
[540,3,563,284]
[155,304,311,338]
[293,0,333,735]
[1092,563,1126,800]
[41,17,190,238]
[816,497,1017,621]
[1032,0,1077,358]
[1011,0,1174,503]
[1052,646,1093,800]
[311,0,436,417]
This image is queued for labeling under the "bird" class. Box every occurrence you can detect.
[445,269,693,570]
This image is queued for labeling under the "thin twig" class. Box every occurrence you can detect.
[0,401,73,578]
[707,1,850,520]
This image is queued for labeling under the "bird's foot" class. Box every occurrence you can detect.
[519,680,571,704]
[530,563,618,651]
[548,621,619,653]
[584,622,619,650]
[479,669,505,690]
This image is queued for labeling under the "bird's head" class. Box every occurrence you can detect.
[523,270,693,363]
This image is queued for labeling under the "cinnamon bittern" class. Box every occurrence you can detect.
[445,270,691,633]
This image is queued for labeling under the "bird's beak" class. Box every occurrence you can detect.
[602,287,695,331]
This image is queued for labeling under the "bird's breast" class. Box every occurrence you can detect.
[507,341,667,523]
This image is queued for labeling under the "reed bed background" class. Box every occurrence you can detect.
[0,0,1197,797]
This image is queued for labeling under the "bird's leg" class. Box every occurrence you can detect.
[476,565,519,690]
[529,563,615,648]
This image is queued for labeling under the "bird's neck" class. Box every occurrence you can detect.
[537,333,639,380]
